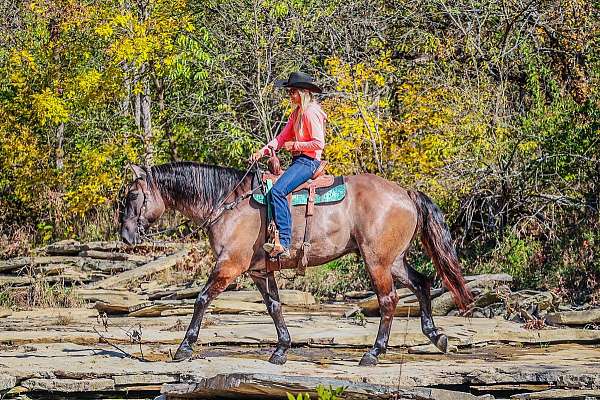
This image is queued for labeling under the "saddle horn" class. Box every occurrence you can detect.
[267,146,282,176]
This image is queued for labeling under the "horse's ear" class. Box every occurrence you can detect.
[129,164,147,180]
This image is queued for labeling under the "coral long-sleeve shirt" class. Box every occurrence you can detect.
[261,103,327,160]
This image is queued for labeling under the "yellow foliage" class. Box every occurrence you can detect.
[323,56,504,207]
[0,123,52,206]
[322,55,397,176]
[98,0,195,73]
[63,139,137,217]
[95,23,114,38]
[31,88,69,126]
[75,69,102,97]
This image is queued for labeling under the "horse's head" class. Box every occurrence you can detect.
[118,165,166,245]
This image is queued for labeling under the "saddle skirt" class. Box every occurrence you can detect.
[252,174,346,206]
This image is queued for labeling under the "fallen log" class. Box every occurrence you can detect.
[78,250,151,264]
[127,300,192,317]
[148,289,178,300]
[80,241,125,252]
[77,258,137,273]
[87,248,191,289]
[464,273,513,283]
[545,309,600,326]
[344,290,374,299]
[81,241,183,253]
[75,288,148,305]
[0,275,33,285]
[0,256,79,273]
[95,300,153,315]
[45,239,82,255]
[43,269,91,284]
[432,275,517,316]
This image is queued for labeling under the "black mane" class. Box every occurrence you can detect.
[148,162,245,212]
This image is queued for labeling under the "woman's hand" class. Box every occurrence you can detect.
[249,150,264,163]
[283,141,296,151]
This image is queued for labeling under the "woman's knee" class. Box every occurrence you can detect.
[271,184,286,198]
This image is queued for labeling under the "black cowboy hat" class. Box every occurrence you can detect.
[275,71,322,93]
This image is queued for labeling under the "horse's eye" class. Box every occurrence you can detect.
[128,192,138,200]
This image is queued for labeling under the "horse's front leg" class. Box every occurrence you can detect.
[249,269,291,365]
[173,256,246,360]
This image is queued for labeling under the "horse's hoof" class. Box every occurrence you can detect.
[269,352,287,365]
[433,333,448,353]
[173,343,193,360]
[359,352,378,366]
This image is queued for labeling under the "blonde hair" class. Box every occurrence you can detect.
[294,89,315,135]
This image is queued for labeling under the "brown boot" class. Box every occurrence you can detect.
[268,243,290,259]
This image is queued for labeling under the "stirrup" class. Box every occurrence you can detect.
[268,243,290,259]
[263,242,275,253]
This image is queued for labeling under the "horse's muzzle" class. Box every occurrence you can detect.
[120,225,137,245]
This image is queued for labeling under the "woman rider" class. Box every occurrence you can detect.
[250,71,326,258]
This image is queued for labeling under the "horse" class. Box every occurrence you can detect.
[118,161,472,366]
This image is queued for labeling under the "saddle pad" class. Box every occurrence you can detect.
[252,176,346,206]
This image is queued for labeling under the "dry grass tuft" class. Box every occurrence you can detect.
[56,313,74,326]
[0,275,82,310]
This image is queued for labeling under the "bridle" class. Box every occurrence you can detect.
[120,160,261,243]
[135,181,150,238]
[120,177,151,240]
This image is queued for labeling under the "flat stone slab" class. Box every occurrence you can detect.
[0,342,598,398]
[21,378,115,392]
[162,375,493,399]
[2,310,599,350]
[511,388,600,399]
[0,374,16,391]
[1,307,599,398]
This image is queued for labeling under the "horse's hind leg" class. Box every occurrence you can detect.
[359,261,399,366]
[173,258,246,360]
[249,269,291,365]
[392,257,448,353]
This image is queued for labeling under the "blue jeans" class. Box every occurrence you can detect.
[270,155,321,249]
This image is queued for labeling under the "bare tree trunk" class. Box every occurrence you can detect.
[154,75,177,161]
[49,15,64,170]
[122,64,131,116]
[56,122,64,170]
[121,1,132,117]
[133,74,141,128]
[140,64,153,167]
[136,0,153,167]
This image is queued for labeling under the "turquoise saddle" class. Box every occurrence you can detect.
[252,175,346,206]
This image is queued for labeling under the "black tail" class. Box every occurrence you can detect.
[408,190,472,311]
